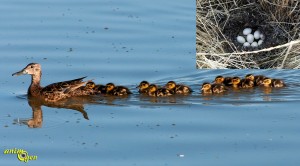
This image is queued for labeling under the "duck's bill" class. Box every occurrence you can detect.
[12,70,26,76]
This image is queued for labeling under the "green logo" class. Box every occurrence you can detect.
[3,148,37,163]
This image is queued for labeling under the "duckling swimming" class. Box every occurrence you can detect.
[262,78,285,88]
[240,79,254,88]
[212,84,226,93]
[214,76,232,86]
[156,87,172,97]
[201,83,226,94]
[201,83,212,94]
[12,63,90,102]
[147,84,158,97]
[254,75,266,86]
[94,84,106,94]
[165,81,192,95]
[105,83,132,96]
[231,77,241,88]
[137,81,150,94]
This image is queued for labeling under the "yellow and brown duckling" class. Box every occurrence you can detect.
[201,83,226,94]
[262,78,285,88]
[240,79,254,88]
[231,77,241,88]
[165,81,192,95]
[147,84,172,97]
[214,76,232,86]
[12,63,91,102]
[105,83,132,96]
[137,81,150,94]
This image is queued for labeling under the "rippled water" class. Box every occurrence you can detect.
[1,0,300,166]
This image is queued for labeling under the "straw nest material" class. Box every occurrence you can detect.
[196,0,300,69]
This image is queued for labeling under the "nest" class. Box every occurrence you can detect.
[196,0,300,69]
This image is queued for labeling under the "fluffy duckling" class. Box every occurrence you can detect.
[212,84,227,93]
[262,78,285,88]
[201,83,226,94]
[84,81,96,90]
[240,79,254,88]
[94,84,106,94]
[231,77,241,88]
[214,76,232,86]
[245,74,255,81]
[156,87,172,97]
[254,75,266,86]
[105,83,132,96]
[201,83,212,94]
[147,84,172,97]
[137,81,150,94]
[165,81,192,95]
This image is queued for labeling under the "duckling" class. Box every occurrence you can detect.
[254,75,266,86]
[84,81,96,90]
[147,84,158,97]
[211,84,227,93]
[213,76,232,86]
[240,79,254,88]
[231,77,241,88]
[165,81,192,94]
[272,79,286,88]
[245,74,255,81]
[156,87,172,97]
[201,82,212,94]
[262,78,285,88]
[137,81,150,94]
[94,84,106,94]
[105,83,132,96]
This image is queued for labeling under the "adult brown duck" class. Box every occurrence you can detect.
[12,63,92,102]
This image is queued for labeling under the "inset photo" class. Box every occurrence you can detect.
[196,0,300,69]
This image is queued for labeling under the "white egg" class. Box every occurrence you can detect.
[237,36,246,44]
[254,30,261,39]
[243,28,252,35]
[246,34,254,43]
[258,40,263,45]
[260,34,265,40]
[243,42,250,47]
[251,41,258,47]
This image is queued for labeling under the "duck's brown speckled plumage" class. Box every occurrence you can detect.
[12,63,93,102]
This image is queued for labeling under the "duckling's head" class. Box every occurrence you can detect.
[166,81,176,90]
[105,83,115,92]
[214,76,224,84]
[245,74,255,81]
[201,83,212,91]
[232,77,241,85]
[148,84,158,93]
[262,78,272,86]
[12,63,42,77]
[85,82,96,89]
[137,81,149,89]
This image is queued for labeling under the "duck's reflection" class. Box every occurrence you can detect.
[18,96,104,128]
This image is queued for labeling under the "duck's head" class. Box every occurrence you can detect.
[12,63,41,76]
[232,77,241,85]
[201,82,211,91]
[166,81,176,90]
[137,81,149,90]
[105,83,115,92]
[148,84,158,93]
[262,78,272,86]
[85,82,96,89]
[245,74,255,81]
[214,76,224,84]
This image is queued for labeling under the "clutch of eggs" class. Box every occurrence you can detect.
[237,28,264,48]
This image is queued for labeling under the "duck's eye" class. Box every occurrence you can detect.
[31,66,34,68]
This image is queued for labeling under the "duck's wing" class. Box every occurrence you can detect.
[41,77,87,95]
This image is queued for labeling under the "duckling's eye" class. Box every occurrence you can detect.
[31,66,34,68]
